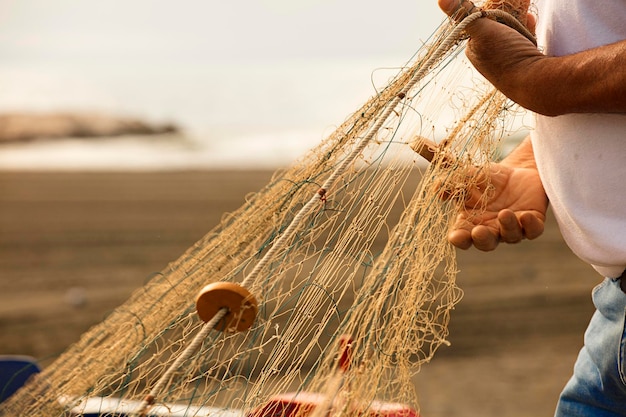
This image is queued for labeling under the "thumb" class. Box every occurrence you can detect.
[437,0,459,16]
[438,0,478,21]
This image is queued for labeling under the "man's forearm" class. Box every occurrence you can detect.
[465,18,626,116]
[518,40,626,116]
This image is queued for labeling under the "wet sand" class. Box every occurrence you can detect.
[0,170,597,416]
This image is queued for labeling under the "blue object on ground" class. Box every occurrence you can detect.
[0,355,41,403]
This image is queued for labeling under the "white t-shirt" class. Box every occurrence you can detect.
[531,0,626,278]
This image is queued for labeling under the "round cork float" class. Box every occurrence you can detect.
[195,282,258,332]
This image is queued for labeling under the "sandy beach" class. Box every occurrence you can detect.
[0,170,598,417]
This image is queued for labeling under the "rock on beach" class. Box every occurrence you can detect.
[0,112,179,144]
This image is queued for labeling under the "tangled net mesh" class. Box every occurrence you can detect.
[1,3,532,416]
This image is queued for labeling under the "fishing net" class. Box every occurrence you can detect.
[1,2,533,416]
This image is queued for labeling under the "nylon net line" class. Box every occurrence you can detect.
[1,2,532,416]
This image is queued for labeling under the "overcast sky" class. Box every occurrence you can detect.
[0,0,445,65]
[0,0,455,147]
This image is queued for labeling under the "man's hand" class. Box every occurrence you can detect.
[447,138,548,251]
[448,163,548,251]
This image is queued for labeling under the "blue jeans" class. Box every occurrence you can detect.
[555,277,626,416]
